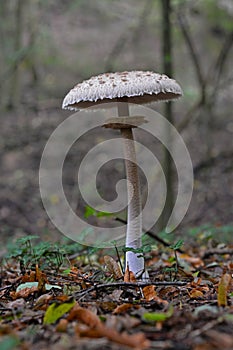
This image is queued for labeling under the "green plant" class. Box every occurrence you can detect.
[6,235,64,272]
[169,239,184,278]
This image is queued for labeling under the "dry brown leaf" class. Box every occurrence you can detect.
[21,270,37,282]
[21,266,48,285]
[96,301,117,312]
[55,295,71,302]
[56,318,68,332]
[104,255,123,279]
[10,286,38,299]
[34,293,52,310]
[71,300,150,348]
[112,303,134,314]
[75,325,102,338]
[189,289,204,299]
[143,285,168,305]
[143,285,157,301]
[0,324,15,336]
[96,326,150,349]
[153,295,169,306]
[158,286,178,299]
[218,273,232,307]
[124,264,136,282]
[67,303,101,328]
[179,253,204,268]
[77,324,150,349]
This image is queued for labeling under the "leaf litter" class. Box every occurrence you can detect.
[0,235,232,350]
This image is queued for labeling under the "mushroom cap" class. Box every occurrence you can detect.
[62,70,183,111]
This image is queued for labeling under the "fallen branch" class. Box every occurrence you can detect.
[74,280,187,299]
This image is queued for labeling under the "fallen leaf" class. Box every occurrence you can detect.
[104,256,123,279]
[179,253,204,268]
[124,264,136,282]
[142,285,156,301]
[218,273,232,307]
[43,299,76,325]
[10,286,38,299]
[76,324,150,349]
[56,319,68,332]
[112,303,134,314]
[34,293,52,310]
[142,305,174,323]
[189,289,204,299]
[143,285,168,305]
[96,326,150,349]
[16,282,61,293]
[67,303,101,328]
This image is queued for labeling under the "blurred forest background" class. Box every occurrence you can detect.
[0,0,233,248]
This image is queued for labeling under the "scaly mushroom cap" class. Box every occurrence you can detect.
[62,71,183,111]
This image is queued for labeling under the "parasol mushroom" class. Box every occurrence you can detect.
[62,71,182,279]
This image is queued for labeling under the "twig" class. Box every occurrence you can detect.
[177,97,203,133]
[114,244,124,274]
[209,30,233,101]
[115,217,183,253]
[202,248,233,259]
[177,11,206,93]
[74,280,187,299]
[0,285,13,292]
[176,7,233,135]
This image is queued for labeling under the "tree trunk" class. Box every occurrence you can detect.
[7,0,25,109]
[158,0,174,230]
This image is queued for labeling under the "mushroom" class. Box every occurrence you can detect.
[62,71,182,279]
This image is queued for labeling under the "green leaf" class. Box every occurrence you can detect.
[16,282,62,292]
[84,205,96,218]
[169,239,184,250]
[123,247,144,254]
[84,205,112,219]
[142,305,173,323]
[43,300,76,325]
[123,244,152,255]
[16,235,39,245]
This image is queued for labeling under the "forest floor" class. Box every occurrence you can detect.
[0,104,233,350]
[0,233,232,350]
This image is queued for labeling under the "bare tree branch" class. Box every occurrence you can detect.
[209,30,233,102]
[177,11,206,96]
[176,7,233,134]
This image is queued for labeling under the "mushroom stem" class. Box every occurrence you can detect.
[117,103,145,277]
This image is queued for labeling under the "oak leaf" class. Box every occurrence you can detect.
[67,303,101,328]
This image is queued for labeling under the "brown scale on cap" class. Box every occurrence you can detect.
[62,70,183,111]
